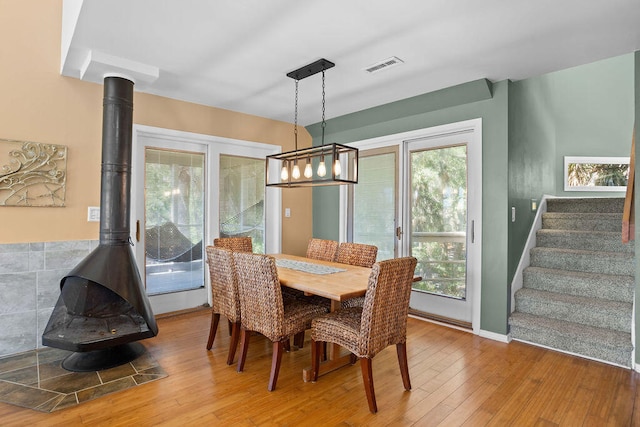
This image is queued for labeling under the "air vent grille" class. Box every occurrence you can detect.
[364,56,404,73]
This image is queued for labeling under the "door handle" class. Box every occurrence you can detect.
[136,220,140,242]
[471,220,475,244]
[396,226,403,240]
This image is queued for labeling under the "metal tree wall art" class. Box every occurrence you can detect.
[0,139,67,206]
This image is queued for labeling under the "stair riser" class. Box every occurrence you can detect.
[530,250,634,276]
[509,325,631,367]
[542,216,621,232]
[523,268,633,303]
[546,198,625,214]
[536,231,633,253]
[515,294,632,332]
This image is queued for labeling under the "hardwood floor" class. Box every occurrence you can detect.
[1,309,639,426]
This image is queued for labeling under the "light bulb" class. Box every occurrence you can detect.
[317,160,327,177]
[280,164,289,180]
[334,159,341,175]
[304,161,313,178]
[292,163,301,179]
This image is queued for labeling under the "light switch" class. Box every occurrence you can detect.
[511,206,516,222]
[285,208,291,218]
[87,206,100,222]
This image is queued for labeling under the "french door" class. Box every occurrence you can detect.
[405,130,481,328]
[345,119,481,331]
[132,125,281,314]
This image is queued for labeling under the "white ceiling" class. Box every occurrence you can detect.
[62,0,640,126]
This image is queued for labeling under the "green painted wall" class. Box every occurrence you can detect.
[307,79,510,335]
[307,53,636,337]
[508,54,635,282]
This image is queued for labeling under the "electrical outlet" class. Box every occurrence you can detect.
[285,208,291,218]
[511,206,516,222]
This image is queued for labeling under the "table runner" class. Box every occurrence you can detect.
[275,258,346,275]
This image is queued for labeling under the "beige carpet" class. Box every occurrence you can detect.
[0,346,167,412]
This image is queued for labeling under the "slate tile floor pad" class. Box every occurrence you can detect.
[0,346,167,412]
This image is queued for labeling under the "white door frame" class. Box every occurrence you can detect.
[340,118,482,334]
[132,124,282,314]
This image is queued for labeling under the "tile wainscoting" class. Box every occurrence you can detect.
[0,240,98,358]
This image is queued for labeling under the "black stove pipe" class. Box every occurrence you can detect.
[100,76,134,246]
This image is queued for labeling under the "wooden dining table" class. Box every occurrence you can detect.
[271,253,371,381]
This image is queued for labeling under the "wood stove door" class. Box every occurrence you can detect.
[133,134,209,314]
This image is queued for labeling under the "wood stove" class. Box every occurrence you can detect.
[42,76,158,371]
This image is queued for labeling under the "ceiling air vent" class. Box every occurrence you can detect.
[364,56,404,74]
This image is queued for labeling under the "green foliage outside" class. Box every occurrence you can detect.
[410,145,467,299]
[567,162,628,188]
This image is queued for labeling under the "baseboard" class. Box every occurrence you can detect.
[478,329,511,343]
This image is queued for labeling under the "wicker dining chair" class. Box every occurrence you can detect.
[306,238,339,262]
[233,252,329,391]
[213,236,253,253]
[335,242,378,308]
[335,242,378,267]
[310,256,418,413]
[205,246,242,365]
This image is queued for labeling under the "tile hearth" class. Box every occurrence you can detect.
[0,346,167,412]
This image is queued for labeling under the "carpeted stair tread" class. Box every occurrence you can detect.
[509,312,632,367]
[514,288,632,332]
[546,197,625,213]
[523,266,633,303]
[510,197,634,368]
[536,229,634,253]
[542,212,621,232]
[530,247,634,276]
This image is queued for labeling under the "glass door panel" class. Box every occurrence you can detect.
[410,145,467,299]
[349,148,397,260]
[219,155,265,253]
[144,148,205,295]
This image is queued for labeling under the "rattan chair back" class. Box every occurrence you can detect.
[306,238,339,262]
[359,257,417,357]
[205,246,240,322]
[213,236,253,253]
[232,252,285,342]
[335,242,378,268]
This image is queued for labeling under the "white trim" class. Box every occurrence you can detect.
[509,194,555,311]
[479,329,511,343]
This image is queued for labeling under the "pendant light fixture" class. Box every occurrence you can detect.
[266,59,358,187]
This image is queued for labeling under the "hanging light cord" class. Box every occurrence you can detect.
[294,79,299,151]
[321,70,326,147]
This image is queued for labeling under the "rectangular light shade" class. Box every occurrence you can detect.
[266,143,358,187]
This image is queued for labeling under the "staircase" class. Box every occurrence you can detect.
[509,197,635,367]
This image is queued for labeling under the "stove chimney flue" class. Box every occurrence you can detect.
[100,76,134,246]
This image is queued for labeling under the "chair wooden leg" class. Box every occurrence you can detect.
[206,312,220,350]
[396,342,411,391]
[236,327,250,373]
[268,340,285,391]
[226,321,241,365]
[294,331,305,348]
[311,339,322,382]
[227,319,233,336]
[360,358,377,413]
[284,338,291,352]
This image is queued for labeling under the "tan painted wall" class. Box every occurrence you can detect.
[0,0,311,255]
